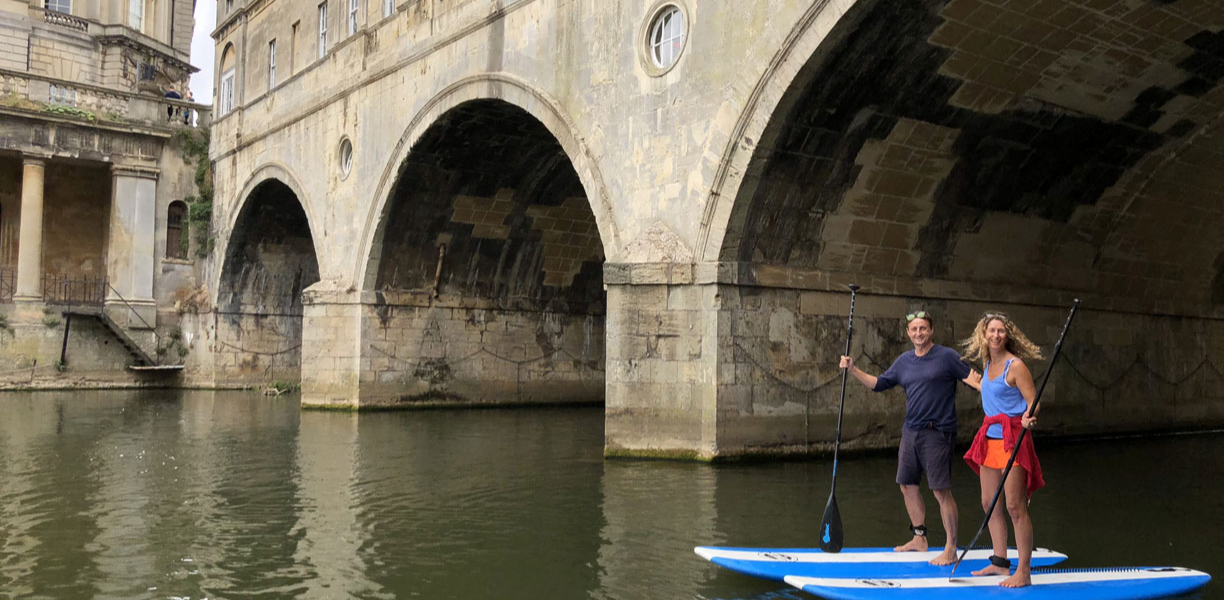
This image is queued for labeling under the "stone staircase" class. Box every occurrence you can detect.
[62,307,183,372]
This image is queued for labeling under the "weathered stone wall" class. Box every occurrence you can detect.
[357,293,603,407]
[42,162,111,279]
[0,302,177,387]
[28,27,98,85]
[607,265,1224,459]
[212,309,306,385]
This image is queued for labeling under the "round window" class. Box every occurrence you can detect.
[648,5,686,70]
[339,138,354,179]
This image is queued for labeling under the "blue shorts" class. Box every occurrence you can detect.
[897,427,955,490]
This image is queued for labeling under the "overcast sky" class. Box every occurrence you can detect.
[189,0,216,104]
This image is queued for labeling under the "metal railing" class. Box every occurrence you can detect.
[0,267,14,303]
[42,273,107,306]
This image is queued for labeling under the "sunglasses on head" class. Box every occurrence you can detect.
[905,311,929,322]
[984,312,1009,320]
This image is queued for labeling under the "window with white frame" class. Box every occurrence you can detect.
[268,39,277,89]
[129,0,144,31]
[348,0,357,35]
[44,0,71,14]
[219,68,235,115]
[648,5,686,70]
[383,0,392,19]
[318,2,328,58]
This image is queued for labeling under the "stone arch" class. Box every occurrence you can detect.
[214,163,323,295]
[214,167,322,385]
[355,73,620,290]
[700,0,1224,302]
[695,0,872,261]
[351,81,610,407]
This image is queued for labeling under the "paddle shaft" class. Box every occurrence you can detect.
[950,300,1080,577]
[819,284,859,553]
[829,284,859,493]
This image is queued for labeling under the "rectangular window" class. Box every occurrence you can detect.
[348,0,357,34]
[129,0,143,31]
[219,68,235,115]
[44,0,71,14]
[317,2,327,59]
[383,0,391,18]
[291,21,299,73]
[268,39,277,89]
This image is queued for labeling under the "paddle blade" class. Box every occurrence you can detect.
[818,494,843,553]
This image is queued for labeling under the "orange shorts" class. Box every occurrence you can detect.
[983,438,1011,470]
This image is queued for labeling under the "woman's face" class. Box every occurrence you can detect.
[986,318,1008,351]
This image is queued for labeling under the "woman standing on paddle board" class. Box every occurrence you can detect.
[960,313,1045,588]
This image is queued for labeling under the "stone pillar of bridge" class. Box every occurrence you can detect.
[14,155,47,303]
[604,262,865,460]
[105,165,159,329]
[603,263,749,460]
[299,285,363,409]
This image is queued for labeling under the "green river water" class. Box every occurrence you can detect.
[0,390,1218,600]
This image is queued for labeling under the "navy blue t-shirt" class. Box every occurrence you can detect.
[873,344,972,433]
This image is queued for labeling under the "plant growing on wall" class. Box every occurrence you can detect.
[174,128,215,259]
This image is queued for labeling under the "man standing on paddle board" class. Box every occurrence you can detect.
[838,311,976,566]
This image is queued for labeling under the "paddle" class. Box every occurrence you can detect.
[949,299,1080,578]
[820,283,859,553]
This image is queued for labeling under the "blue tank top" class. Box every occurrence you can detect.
[982,359,1028,439]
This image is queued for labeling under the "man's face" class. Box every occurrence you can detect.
[907,318,932,348]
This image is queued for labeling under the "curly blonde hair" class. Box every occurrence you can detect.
[960,312,1044,368]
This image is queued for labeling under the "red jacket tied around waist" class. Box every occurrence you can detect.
[964,413,1045,497]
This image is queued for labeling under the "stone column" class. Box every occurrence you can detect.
[13,156,46,302]
[603,262,845,460]
[299,284,364,408]
[106,165,159,328]
[603,263,725,459]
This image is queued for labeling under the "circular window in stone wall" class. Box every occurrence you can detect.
[642,2,688,75]
[338,137,354,179]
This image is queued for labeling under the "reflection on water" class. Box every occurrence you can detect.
[0,390,1219,600]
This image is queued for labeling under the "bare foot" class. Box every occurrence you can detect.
[893,536,928,552]
[929,548,957,566]
[1000,569,1031,588]
[971,564,1009,577]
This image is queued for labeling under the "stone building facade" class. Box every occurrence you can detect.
[219,0,1223,457]
[0,0,209,384]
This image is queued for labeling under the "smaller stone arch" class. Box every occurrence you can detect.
[214,163,324,297]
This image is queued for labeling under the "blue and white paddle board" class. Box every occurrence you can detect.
[695,546,1068,581]
[784,567,1211,600]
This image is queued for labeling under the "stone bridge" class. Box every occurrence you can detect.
[208,0,1224,458]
